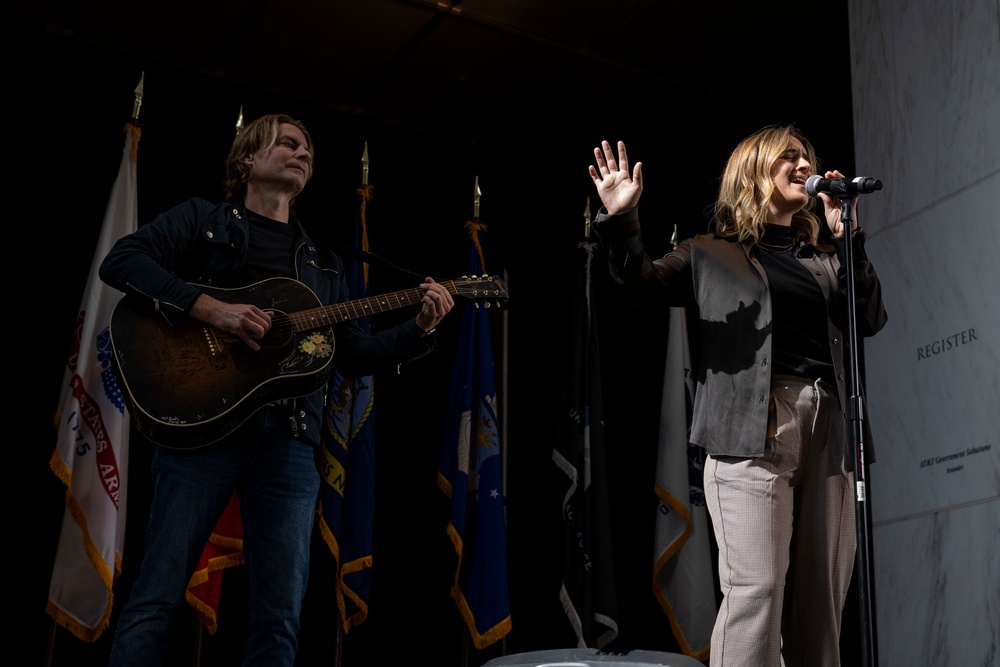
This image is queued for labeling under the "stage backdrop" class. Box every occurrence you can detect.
[849,0,999,664]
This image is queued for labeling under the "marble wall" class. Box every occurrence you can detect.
[848,0,999,664]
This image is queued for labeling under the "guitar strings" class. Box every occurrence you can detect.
[263,282,457,338]
[247,277,506,342]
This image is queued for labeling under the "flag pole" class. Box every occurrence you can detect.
[361,140,369,185]
[325,143,372,667]
[132,72,144,122]
[473,175,481,220]
[488,177,512,662]
[461,176,484,667]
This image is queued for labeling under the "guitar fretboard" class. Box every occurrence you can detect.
[287,281,458,332]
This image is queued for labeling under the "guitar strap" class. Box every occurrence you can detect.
[329,242,426,282]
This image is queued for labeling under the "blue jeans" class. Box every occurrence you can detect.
[109,405,321,667]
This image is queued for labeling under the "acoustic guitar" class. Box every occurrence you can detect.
[109,275,507,449]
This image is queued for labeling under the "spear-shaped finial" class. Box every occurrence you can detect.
[474,176,482,219]
[361,141,369,185]
[583,197,592,240]
[671,223,679,250]
[131,72,144,121]
[235,106,244,136]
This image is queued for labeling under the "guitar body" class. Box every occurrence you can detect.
[110,278,335,449]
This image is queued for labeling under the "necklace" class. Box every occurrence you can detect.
[757,238,795,253]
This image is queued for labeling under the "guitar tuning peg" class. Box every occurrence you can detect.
[484,301,491,309]
[474,301,480,310]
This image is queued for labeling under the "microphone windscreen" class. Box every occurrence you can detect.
[805,174,826,196]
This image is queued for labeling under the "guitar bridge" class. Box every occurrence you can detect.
[203,326,230,370]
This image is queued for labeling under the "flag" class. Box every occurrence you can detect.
[47,121,139,641]
[552,239,619,649]
[184,494,244,635]
[652,306,715,662]
[437,219,511,649]
[317,181,377,632]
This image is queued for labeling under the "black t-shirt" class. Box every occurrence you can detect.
[243,210,297,283]
[755,224,836,384]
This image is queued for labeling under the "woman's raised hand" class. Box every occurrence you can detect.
[589,140,643,215]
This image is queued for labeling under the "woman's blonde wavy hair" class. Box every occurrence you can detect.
[712,124,823,245]
[223,114,314,209]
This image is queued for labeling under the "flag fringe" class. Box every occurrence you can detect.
[551,448,578,506]
[316,501,372,633]
[463,220,488,273]
[125,123,141,166]
[445,521,463,566]
[651,582,712,663]
[184,545,244,638]
[341,555,372,576]
[186,552,245,591]
[436,470,454,498]
[591,612,619,650]
[338,567,371,632]
[451,585,513,650]
[652,462,710,662]
[46,449,118,641]
[205,533,243,552]
[652,485,694,567]
[557,584,587,648]
[445,517,512,649]
[45,599,110,644]
[316,501,342,560]
[356,183,373,284]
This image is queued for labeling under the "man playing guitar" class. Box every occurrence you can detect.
[100,113,454,666]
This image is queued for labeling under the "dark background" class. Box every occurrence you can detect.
[19,2,861,665]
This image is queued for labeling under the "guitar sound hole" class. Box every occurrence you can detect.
[261,312,293,348]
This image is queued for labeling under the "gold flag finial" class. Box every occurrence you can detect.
[361,141,369,185]
[131,72,144,121]
[474,176,482,219]
[583,197,592,240]
[235,106,244,136]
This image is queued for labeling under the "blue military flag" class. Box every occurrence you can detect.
[317,179,377,632]
[437,219,511,649]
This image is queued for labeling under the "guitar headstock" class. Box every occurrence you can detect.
[453,275,508,308]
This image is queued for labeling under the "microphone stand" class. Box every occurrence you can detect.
[839,195,878,667]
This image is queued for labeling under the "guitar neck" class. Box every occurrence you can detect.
[287,280,457,332]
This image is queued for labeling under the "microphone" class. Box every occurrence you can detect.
[805,174,883,196]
